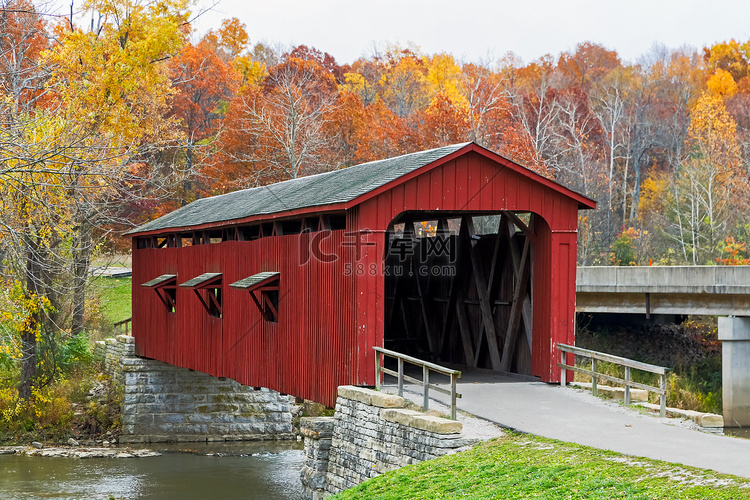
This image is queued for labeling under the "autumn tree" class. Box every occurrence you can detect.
[167,23,243,204]
[343,58,382,106]
[1,0,191,398]
[504,55,559,169]
[379,45,427,118]
[668,92,748,264]
[222,54,341,185]
[557,42,621,90]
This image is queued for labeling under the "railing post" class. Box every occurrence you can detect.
[375,351,381,391]
[560,347,566,386]
[624,366,631,406]
[423,365,429,412]
[591,358,598,397]
[660,373,667,418]
[450,374,457,420]
[397,358,404,397]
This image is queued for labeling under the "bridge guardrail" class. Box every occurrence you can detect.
[114,317,132,336]
[373,347,462,420]
[557,343,668,417]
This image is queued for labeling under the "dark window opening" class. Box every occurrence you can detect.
[260,223,274,237]
[142,274,178,313]
[241,225,261,241]
[280,219,302,235]
[303,217,319,232]
[329,215,346,230]
[222,228,238,241]
[260,289,279,322]
[179,273,223,318]
[207,287,222,317]
[164,287,177,313]
[229,272,280,323]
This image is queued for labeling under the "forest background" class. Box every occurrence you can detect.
[0,0,748,432]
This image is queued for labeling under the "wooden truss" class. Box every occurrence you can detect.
[384,212,535,375]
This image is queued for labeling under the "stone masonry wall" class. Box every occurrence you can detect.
[97,335,295,443]
[300,385,471,499]
[300,417,335,500]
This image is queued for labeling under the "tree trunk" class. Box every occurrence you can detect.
[18,234,42,400]
[71,216,92,337]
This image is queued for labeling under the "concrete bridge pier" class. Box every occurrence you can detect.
[719,316,750,427]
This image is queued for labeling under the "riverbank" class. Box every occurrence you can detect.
[333,432,750,499]
[0,445,161,459]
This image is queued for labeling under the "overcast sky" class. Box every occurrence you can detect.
[183,0,750,65]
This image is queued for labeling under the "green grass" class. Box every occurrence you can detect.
[333,433,750,499]
[93,277,132,324]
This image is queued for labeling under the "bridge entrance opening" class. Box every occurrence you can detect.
[383,211,536,376]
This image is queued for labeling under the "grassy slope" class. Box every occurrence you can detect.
[93,276,132,325]
[334,433,750,499]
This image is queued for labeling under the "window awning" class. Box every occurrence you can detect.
[179,272,222,288]
[229,272,280,291]
[141,274,177,287]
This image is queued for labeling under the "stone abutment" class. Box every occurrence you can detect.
[94,335,295,443]
[300,385,473,499]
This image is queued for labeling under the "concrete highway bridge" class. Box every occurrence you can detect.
[577,266,750,316]
[576,265,750,427]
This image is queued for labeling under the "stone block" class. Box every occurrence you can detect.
[337,386,373,405]
[696,413,724,428]
[370,392,405,408]
[380,408,422,427]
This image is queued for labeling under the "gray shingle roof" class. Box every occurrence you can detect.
[179,272,222,288]
[141,274,177,287]
[229,272,280,290]
[128,143,470,235]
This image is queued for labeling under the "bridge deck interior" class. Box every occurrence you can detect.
[384,211,535,376]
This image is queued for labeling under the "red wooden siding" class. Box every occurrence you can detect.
[133,231,357,406]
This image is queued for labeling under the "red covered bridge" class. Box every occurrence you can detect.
[128,143,596,406]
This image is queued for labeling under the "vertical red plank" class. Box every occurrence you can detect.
[443,160,456,209]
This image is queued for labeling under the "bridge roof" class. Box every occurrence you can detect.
[128,142,595,237]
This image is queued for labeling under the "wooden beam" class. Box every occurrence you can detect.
[415,262,436,359]
[499,236,531,372]
[502,211,536,242]
[437,255,459,356]
[455,299,475,366]
[464,216,502,371]
[522,294,533,353]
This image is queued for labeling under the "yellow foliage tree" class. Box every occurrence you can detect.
[424,53,468,112]
[706,69,738,97]
[669,92,748,264]
[1,0,191,399]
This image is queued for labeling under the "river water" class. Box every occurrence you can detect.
[0,441,304,500]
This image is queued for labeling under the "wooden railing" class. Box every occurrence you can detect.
[114,317,132,336]
[374,346,462,420]
[557,343,668,417]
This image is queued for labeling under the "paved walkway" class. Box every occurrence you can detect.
[383,370,750,479]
